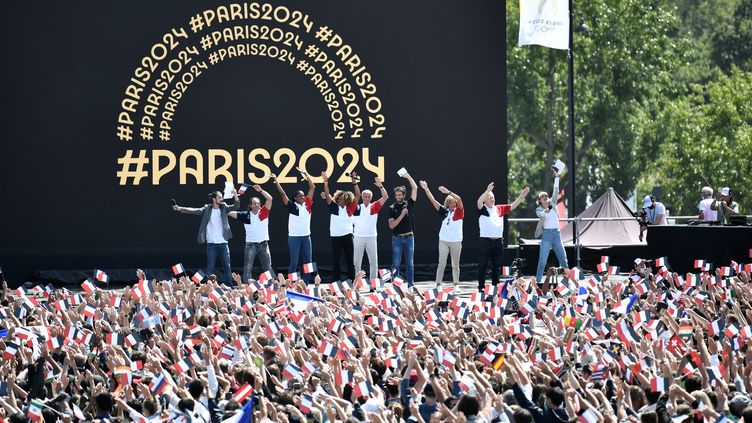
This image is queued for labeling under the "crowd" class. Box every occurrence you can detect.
[2,252,752,423]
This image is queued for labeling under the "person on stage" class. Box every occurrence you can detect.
[321,171,360,282]
[534,171,568,282]
[638,194,666,241]
[353,176,388,282]
[420,180,464,287]
[388,171,418,287]
[271,169,316,283]
[476,182,529,291]
[228,184,274,284]
[711,187,740,224]
[698,186,717,222]
[172,190,239,286]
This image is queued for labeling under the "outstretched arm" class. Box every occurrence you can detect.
[404,172,418,202]
[477,182,494,209]
[438,186,463,210]
[351,171,361,204]
[299,167,316,199]
[419,181,441,211]
[270,173,289,206]
[321,172,334,205]
[375,177,389,205]
[509,186,530,211]
[255,184,273,211]
[173,203,206,215]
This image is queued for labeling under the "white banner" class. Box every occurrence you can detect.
[519,0,570,50]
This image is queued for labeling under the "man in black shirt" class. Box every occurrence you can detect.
[388,172,418,286]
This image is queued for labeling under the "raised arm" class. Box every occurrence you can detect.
[375,176,389,205]
[438,186,463,210]
[173,203,206,215]
[227,190,240,211]
[419,180,441,211]
[350,171,361,204]
[255,184,273,211]
[270,173,289,206]
[509,186,531,211]
[477,182,494,209]
[298,167,315,199]
[321,172,334,205]
[228,211,238,220]
[404,172,418,202]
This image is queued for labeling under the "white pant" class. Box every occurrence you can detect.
[353,236,378,281]
[437,240,462,284]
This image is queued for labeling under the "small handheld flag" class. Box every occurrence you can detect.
[95,269,109,283]
[303,262,317,274]
[171,263,185,276]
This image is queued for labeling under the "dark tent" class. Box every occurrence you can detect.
[521,188,644,246]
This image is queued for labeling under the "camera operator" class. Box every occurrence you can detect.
[631,258,652,279]
[638,195,666,242]
[711,187,739,225]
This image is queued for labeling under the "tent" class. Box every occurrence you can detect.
[521,188,645,246]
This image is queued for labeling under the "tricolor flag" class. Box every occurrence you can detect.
[232,383,254,404]
[172,359,193,374]
[283,363,302,380]
[150,374,168,395]
[299,394,313,414]
[258,271,273,283]
[302,262,317,274]
[596,261,609,273]
[607,266,620,275]
[492,353,506,370]
[81,279,96,294]
[378,268,392,281]
[82,304,97,318]
[370,278,384,289]
[287,272,300,281]
[677,325,693,339]
[578,408,599,423]
[708,319,725,337]
[95,269,109,283]
[611,295,638,315]
[3,342,18,359]
[171,263,185,276]
[319,340,338,358]
[46,336,63,351]
[28,399,44,421]
[114,366,132,385]
[105,333,124,346]
[655,257,668,267]
[650,377,670,392]
[191,270,206,284]
[353,380,374,398]
[501,266,512,276]
[336,369,354,386]
[237,183,251,195]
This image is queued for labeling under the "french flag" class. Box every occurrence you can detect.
[650,377,670,392]
[258,271,273,283]
[287,272,300,281]
[596,261,609,273]
[353,380,373,398]
[501,266,512,276]
[95,269,109,283]
[105,333,123,346]
[378,268,392,281]
[81,279,96,294]
[171,263,185,276]
[611,294,637,315]
[191,270,206,285]
[654,257,668,267]
[318,340,338,358]
[283,363,302,380]
[125,333,140,348]
[3,342,18,359]
[336,370,354,386]
[237,183,251,195]
[83,304,97,318]
[303,262,317,273]
[299,394,313,414]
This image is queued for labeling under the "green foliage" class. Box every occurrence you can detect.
[507,0,752,225]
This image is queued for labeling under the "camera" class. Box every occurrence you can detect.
[550,267,568,276]
[511,258,526,279]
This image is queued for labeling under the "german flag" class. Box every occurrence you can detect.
[492,353,506,371]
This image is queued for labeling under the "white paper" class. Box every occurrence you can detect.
[553,159,566,175]
[397,167,408,177]
[223,181,235,199]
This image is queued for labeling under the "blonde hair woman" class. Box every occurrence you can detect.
[420,180,464,287]
[321,171,360,281]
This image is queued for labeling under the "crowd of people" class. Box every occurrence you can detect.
[2,251,752,422]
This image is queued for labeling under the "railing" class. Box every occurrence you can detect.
[507,215,711,267]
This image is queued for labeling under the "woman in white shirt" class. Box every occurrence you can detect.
[420,180,464,286]
[321,171,360,282]
[535,172,568,282]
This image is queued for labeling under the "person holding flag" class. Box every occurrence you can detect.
[172,189,240,286]
[272,168,316,283]
[535,169,568,283]
[228,184,275,284]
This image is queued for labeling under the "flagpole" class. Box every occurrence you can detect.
[567,0,577,247]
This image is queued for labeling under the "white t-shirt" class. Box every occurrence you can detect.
[329,203,357,237]
[353,202,383,237]
[542,207,559,229]
[287,197,313,236]
[237,206,270,242]
[699,198,717,222]
[206,208,226,243]
[478,204,511,238]
[644,202,666,225]
[438,206,464,242]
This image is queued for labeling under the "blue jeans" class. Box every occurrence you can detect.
[536,229,568,282]
[206,243,233,286]
[391,235,415,286]
[288,235,312,283]
[243,241,274,284]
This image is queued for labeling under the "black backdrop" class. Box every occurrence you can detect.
[0,1,507,283]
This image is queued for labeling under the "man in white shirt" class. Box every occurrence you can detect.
[229,184,274,283]
[272,169,316,283]
[173,190,239,286]
[698,186,717,222]
[353,176,389,282]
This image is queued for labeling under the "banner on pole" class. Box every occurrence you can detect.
[518,0,570,50]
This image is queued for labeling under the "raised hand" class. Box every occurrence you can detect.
[252,184,262,192]
[438,186,450,195]
[419,180,428,189]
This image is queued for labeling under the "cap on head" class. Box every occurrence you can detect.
[538,191,549,200]
[720,187,731,196]
[642,195,652,208]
